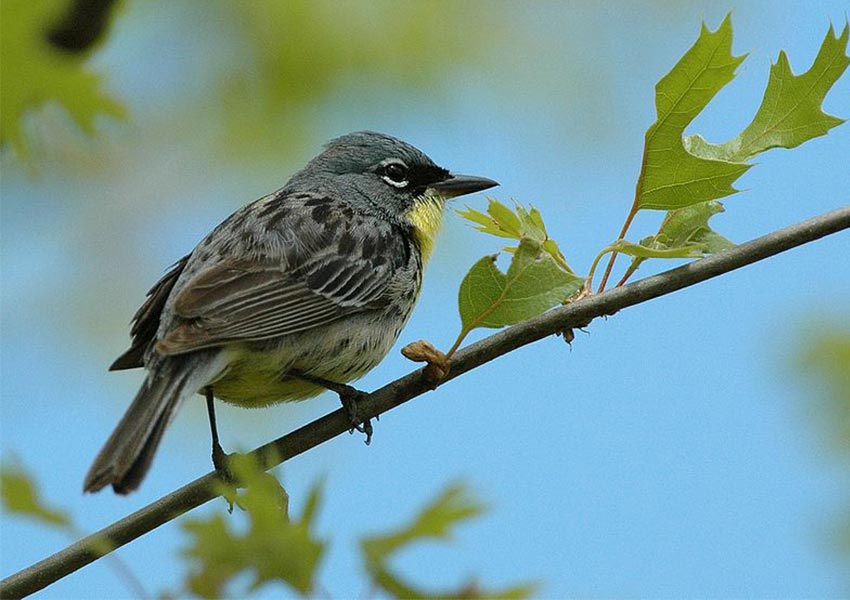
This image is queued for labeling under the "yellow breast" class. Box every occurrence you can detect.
[406,195,446,264]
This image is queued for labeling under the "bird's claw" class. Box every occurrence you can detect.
[338,385,373,445]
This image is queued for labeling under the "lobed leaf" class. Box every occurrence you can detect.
[638,17,848,213]
[686,23,849,163]
[638,14,750,210]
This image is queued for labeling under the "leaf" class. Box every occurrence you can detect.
[458,199,577,273]
[687,23,850,163]
[458,239,584,332]
[457,199,523,240]
[644,201,735,255]
[0,0,126,160]
[638,17,848,212]
[360,483,537,600]
[1,462,70,527]
[611,239,705,260]
[797,325,850,455]
[614,201,734,277]
[182,456,324,597]
[637,14,750,210]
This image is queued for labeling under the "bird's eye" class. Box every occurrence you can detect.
[381,162,409,188]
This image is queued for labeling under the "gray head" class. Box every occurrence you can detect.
[284,131,497,220]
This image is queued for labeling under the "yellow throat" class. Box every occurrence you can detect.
[406,194,446,264]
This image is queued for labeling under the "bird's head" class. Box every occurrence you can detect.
[290,131,498,261]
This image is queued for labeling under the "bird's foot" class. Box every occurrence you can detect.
[338,385,373,445]
[401,340,449,388]
[290,371,374,445]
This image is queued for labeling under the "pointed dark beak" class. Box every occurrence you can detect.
[429,173,499,199]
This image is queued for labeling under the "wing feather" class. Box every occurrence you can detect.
[157,248,400,355]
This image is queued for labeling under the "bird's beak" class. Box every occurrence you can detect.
[429,173,499,199]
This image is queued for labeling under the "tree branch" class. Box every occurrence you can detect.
[3,205,849,598]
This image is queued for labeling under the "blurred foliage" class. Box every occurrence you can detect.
[3,455,534,597]
[0,0,126,161]
[361,483,537,598]
[795,322,850,568]
[797,324,850,458]
[182,454,322,597]
[1,460,71,527]
[1,0,502,164]
[216,0,501,156]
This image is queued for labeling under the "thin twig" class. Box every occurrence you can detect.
[2,205,849,599]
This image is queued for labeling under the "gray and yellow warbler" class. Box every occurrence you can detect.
[85,131,497,494]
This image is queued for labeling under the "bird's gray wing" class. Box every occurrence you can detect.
[155,218,406,356]
[110,254,191,370]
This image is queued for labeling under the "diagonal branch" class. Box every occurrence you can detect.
[3,205,849,598]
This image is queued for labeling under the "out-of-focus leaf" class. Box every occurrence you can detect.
[182,456,323,598]
[219,0,499,154]
[797,326,850,455]
[794,323,850,564]
[458,239,584,332]
[686,24,849,163]
[1,462,70,527]
[0,0,126,160]
[361,483,537,599]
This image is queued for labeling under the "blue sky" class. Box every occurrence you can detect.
[2,2,849,597]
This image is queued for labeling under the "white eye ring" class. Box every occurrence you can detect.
[381,174,409,188]
[380,160,409,188]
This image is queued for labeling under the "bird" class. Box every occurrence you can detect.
[84,131,498,494]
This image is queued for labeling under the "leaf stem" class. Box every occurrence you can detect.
[598,139,649,292]
[598,202,639,293]
[614,260,642,288]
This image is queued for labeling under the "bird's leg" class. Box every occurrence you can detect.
[205,386,235,481]
[290,372,373,445]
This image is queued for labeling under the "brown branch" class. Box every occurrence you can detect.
[2,204,849,598]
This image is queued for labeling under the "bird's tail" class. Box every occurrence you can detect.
[84,352,226,494]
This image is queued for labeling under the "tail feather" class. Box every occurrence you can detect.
[84,352,225,494]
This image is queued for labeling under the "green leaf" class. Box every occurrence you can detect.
[182,457,324,597]
[458,200,578,273]
[687,23,850,162]
[458,239,584,332]
[615,201,734,272]
[361,483,537,599]
[638,17,848,212]
[649,201,735,254]
[612,239,706,260]
[0,0,126,160]
[638,14,750,210]
[797,325,850,456]
[457,199,523,240]
[1,462,70,527]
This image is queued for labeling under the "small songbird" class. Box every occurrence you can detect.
[84,131,497,494]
